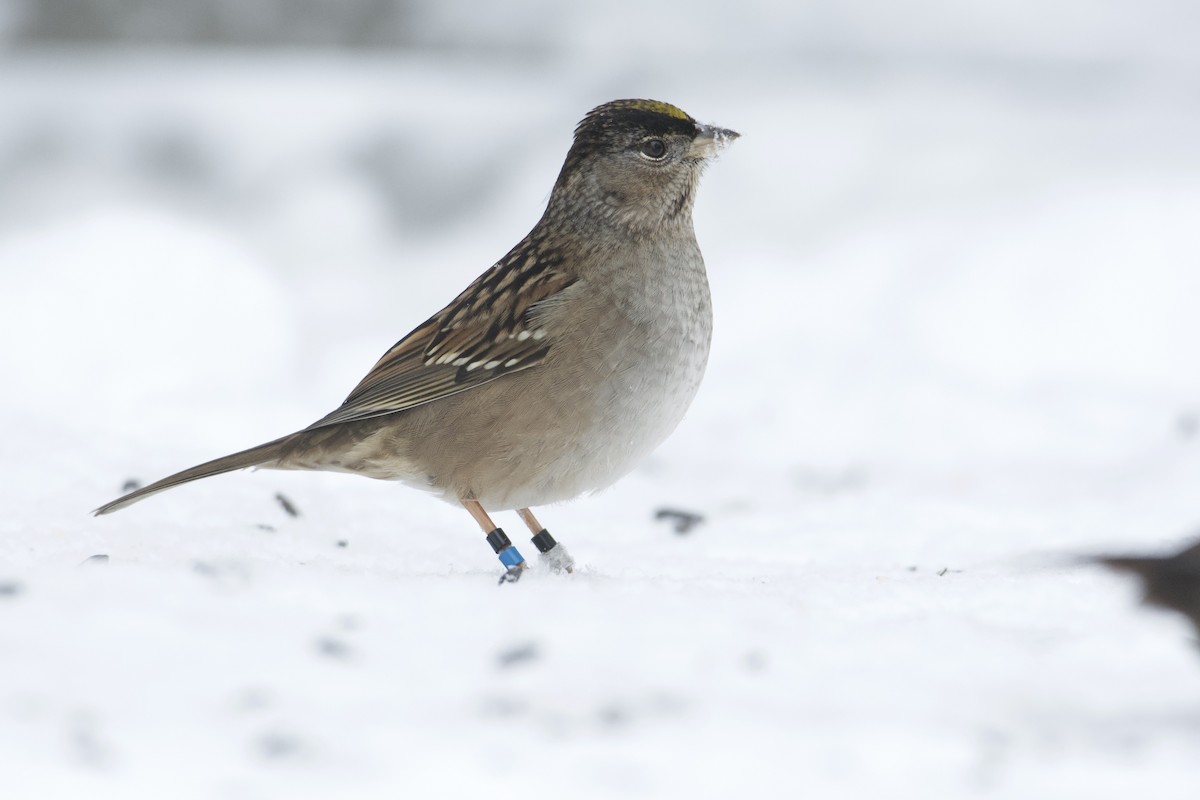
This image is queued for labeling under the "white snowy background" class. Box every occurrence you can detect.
[2,2,1200,797]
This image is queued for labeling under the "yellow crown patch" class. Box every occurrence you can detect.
[614,99,692,121]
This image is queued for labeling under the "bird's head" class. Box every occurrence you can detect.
[550,99,738,236]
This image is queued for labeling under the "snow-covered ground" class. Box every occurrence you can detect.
[3,28,1200,799]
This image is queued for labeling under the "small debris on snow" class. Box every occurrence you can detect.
[336,539,348,548]
[234,687,272,713]
[598,704,629,727]
[68,713,113,767]
[0,581,23,598]
[479,695,527,718]
[654,507,705,535]
[121,478,141,493]
[256,731,304,760]
[497,641,539,668]
[80,554,109,566]
[275,492,300,517]
[191,560,252,589]
[743,650,768,672]
[255,523,276,533]
[316,636,352,660]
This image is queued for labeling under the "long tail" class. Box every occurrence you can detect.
[94,435,294,515]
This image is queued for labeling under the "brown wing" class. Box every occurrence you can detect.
[305,243,575,431]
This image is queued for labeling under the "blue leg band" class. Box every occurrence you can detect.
[497,546,526,568]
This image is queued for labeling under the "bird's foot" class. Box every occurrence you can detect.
[531,530,574,574]
[538,544,575,574]
[498,563,527,585]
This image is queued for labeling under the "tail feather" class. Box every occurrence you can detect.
[94,435,294,515]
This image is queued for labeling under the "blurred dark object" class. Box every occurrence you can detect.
[1176,411,1198,441]
[496,641,538,668]
[122,478,141,493]
[275,492,300,518]
[80,554,109,566]
[0,580,22,597]
[655,507,704,535]
[1095,539,1200,637]
[256,731,303,760]
[12,0,418,48]
[316,636,352,659]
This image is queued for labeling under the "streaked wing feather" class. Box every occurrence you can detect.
[305,251,574,431]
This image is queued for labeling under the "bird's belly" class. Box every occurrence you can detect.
[482,323,709,508]
[385,302,710,510]
[546,339,708,499]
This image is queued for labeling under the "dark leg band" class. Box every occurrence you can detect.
[530,529,558,554]
[485,528,526,569]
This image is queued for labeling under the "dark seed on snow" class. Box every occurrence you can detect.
[275,492,300,517]
[497,641,539,668]
[257,732,301,759]
[655,507,705,535]
[316,637,351,659]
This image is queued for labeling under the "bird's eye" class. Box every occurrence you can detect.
[639,138,667,160]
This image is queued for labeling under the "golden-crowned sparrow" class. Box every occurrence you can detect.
[96,99,738,581]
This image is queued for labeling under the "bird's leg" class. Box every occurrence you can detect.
[462,499,526,584]
[517,507,575,574]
